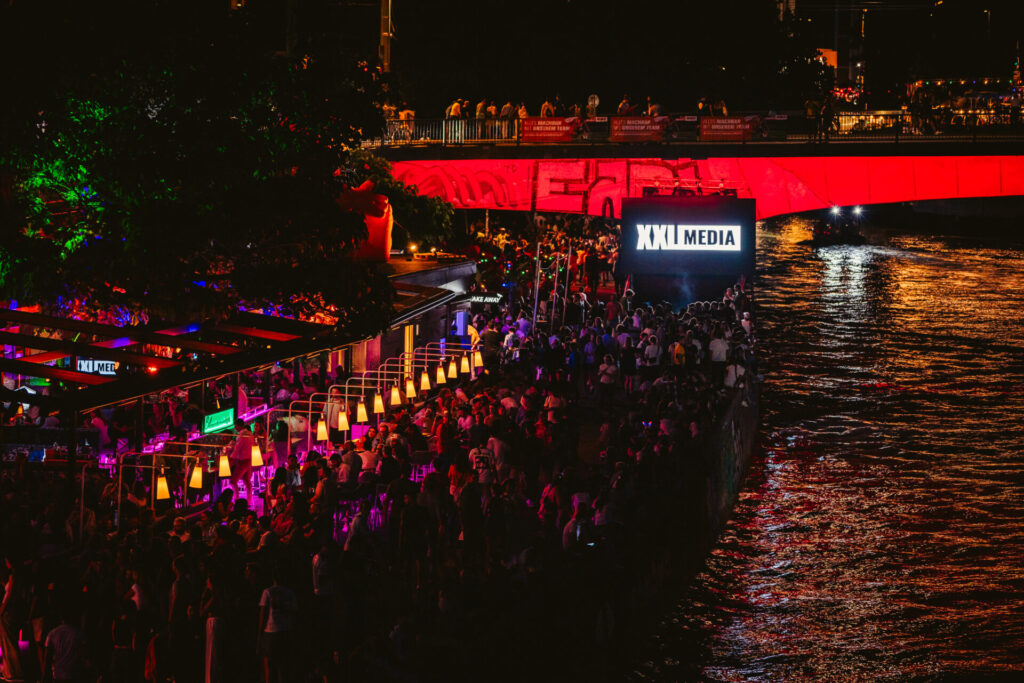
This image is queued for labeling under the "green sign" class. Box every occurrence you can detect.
[202,407,235,434]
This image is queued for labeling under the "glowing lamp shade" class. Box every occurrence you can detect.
[447,359,458,379]
[405,378,417,399]
[218,454,231,477]
[156,473,170,500]
[460,355,470,374]
[390,385,402,406]
[188,463,203,489]
[420,371,431,392]
[316,420,329,442]
[473,350,483,368]
[373,392,385,414]
[251,443,264,468]
[435,364,447,385]
[337,410,349,432]
[356,401,369,423]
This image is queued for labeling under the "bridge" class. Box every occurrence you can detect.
[379,114,1024,219]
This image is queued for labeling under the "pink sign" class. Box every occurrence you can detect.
[520,117,579,143]
[609,116,670,142]
[698,116,762,141]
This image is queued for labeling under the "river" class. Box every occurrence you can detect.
[630,215,1024,681]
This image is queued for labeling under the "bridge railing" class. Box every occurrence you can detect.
[363,110,1024,148]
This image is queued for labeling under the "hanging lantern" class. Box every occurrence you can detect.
[390,385,402,406]
[373,392,385,414]
[218,454,231,477]
[337,410,349,432]
[435,364,446,385]
[188,462,203,489]
[316,420,329,441]
[460,354,471,374]
[420,371,431,392]
[473,350,483,367]
[447,359,458,379]
[356,401,368,423]
[251,443,264,467]
[405,378,416,400]
[156,472,170,500]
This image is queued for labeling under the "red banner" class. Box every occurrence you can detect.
[609,116,669,142]
[521,117,579,143]
[699,115,762,141]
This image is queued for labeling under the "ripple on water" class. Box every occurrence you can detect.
[633,218,1024,680]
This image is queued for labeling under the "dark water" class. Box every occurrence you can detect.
[631,217,1024,681]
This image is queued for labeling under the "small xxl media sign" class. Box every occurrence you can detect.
[77,358,118,376]
[618,196,756,302]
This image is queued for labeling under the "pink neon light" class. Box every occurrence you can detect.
[392,155,1024,219]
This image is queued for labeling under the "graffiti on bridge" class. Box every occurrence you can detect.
[391,156,1024,220]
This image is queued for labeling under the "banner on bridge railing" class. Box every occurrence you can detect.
[699,115,762,141]
[521,117,579,143]
[610,116,670,142]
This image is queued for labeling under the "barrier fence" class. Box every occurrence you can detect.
[367,110,1024,148]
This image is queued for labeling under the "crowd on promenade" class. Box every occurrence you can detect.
[0,223,757,683]
[417,94,732,122]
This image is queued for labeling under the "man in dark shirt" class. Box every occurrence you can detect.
[479,321,503,374]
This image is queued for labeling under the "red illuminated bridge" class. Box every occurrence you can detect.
[384,142,1024,220]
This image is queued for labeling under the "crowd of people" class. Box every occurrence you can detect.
[435,95,731,121]
[1,220,758,682]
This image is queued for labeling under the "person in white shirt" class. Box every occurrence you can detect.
[469,441,495,485]
[709,332,730,386]
[642,335,662,380]
[725,359,746,389]
[597,354,620,409]
[486,433,511,474]
[321,387,344,445]
[259,572,298,683]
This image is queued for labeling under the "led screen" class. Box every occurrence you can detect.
[618,197,756,278]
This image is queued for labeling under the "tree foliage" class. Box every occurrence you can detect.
[0,0,447,336]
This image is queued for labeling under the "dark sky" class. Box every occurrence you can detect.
[385,0,1024,113]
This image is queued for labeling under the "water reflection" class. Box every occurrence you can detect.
[631,216,1024,681]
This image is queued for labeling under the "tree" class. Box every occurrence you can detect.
[0,1,447,337]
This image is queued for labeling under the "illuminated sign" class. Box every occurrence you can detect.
[635,224,741,251]
[453,292,503,305]
[618,197,756,303]
[76,359,118,376]
[202,407,235,434]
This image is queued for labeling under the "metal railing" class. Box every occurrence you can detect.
[363,110,1024,148]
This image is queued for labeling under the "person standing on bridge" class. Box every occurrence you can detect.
[617,94,631,115]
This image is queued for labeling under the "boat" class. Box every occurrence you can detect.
[800,206,867,246]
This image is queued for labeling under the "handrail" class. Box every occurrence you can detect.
[115,451,205,526]
[363,111,1024,148]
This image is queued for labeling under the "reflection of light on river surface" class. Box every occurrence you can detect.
[630,216,1024,682]
[819,245,869,309]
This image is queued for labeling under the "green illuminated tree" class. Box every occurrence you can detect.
[0,0,447,335]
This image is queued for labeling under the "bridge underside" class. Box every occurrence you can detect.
[391,155,1024,220]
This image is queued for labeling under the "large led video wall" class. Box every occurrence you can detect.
[618,196,756,303]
